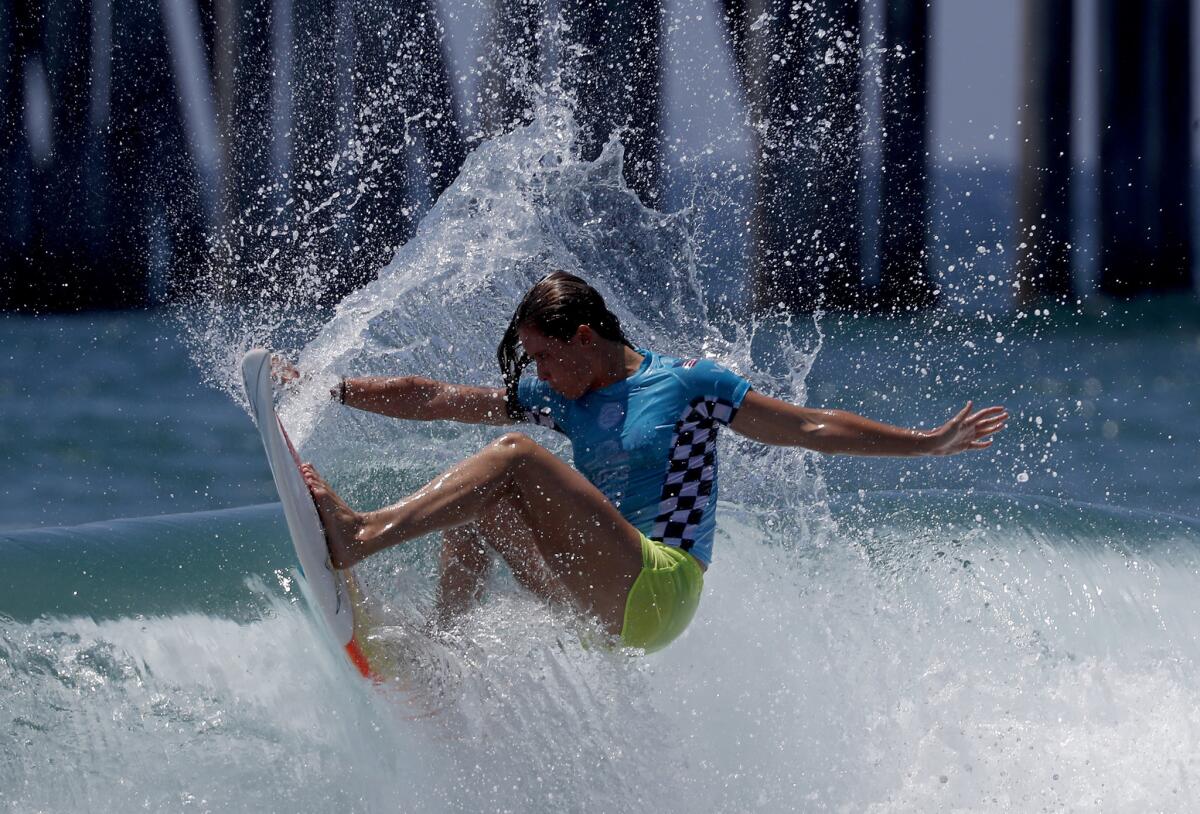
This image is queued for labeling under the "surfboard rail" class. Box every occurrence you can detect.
[240,348,375,678]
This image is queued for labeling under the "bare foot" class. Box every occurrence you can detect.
[300,463,365,569]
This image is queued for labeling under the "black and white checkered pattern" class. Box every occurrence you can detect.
[651,395,739,551]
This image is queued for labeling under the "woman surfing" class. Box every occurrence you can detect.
[290,272,1007,652]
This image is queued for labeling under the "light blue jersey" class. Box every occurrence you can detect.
[517,348,751,565]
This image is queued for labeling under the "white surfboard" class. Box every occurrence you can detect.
[241,348,375,677]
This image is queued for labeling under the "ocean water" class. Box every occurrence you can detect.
[3,101,1200,812]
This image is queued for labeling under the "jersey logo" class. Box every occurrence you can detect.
[682,358,698,368]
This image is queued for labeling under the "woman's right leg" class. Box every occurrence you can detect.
[303,432,644,633]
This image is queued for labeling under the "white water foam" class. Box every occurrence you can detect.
[4,496,1200,811]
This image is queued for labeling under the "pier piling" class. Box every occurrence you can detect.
[1016,0,1074,307]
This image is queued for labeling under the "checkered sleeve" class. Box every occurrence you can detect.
[649,358,752,555]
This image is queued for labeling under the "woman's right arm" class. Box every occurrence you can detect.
[339,376,515,426]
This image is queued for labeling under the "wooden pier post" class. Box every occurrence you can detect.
[375,2,465,206]
[723,0,865,312]
[480,0,542,137]
[722,0,808,310]
[561,0,664,204]
[40,0,103,308]
[348,0,466,291]
[228,0,274,211]
[809,0,865,311]
[1016,0,1074,307]
[1098,0,1193,297]
[285,0,355,302]
[0,0,203,310]
[0,0,37,310]
[0,0,106,310]
[877,0,936,312]
[1158,0,1193,294]
[109,0,207,305]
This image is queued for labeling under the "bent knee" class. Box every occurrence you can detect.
[490,431,544,463]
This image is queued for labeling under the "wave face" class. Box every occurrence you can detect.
[5,105,1199,811]
[3,495,1200,811]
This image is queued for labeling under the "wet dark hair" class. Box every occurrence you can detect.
[497,271,635,420]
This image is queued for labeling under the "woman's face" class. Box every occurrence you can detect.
[517,324,593,399]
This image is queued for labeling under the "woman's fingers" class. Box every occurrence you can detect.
[968,408,1008,430]
[931,402,1007,454]
[956,404,1007,451]
[969,405,1007,422]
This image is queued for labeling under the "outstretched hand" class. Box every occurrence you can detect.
[926,401,1008,456]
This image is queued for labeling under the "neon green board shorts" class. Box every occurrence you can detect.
[620,533,705,653]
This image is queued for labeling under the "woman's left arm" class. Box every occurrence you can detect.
[728,390,1008,457]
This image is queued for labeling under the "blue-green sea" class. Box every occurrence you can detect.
[0,313,276,530]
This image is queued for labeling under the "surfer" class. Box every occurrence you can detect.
[290,272,1007,652]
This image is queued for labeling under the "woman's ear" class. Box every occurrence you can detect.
[574,324,596,346]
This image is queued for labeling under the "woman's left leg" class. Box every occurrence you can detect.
[434,525,492,626]
[433,503,573,628]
